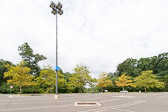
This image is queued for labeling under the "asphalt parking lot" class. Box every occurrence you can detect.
[0,92,168,112]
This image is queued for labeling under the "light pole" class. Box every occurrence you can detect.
[50,1,63,98]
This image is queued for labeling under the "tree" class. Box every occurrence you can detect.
[68,64,92,93]
[18,42,47,76]
[115,73,134,91]
[63,72,72,83]
[36,65,66,93]
[108,72,118,92]
[0,59,13,86]
[158,75,168,91]
[4,61,34,94]
[134,70,164,92]
[137,58,151,72]
[117,58,139,77]
[97,72,113,92]
[154,53,168,76]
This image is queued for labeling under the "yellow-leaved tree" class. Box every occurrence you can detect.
[134,70,164,92]
[36,65,66,93]
[67,64,92,93]
[115,73,135,91]
[97,72,113,92]
[4,61,34,94]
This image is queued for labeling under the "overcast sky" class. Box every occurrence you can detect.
[0,0,168,78]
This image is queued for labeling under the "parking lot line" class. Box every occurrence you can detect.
[60,96,101,100]
[100,98,120,103]
[113,95,135,98]
[80,100,146,112]
[97,100,146,112]
[111,108,137,112]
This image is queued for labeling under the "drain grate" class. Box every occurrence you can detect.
[75,102,101,106]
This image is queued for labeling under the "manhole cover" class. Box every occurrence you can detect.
[75,102,101,106]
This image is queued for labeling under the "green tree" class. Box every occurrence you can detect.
[36,65,66,93]
[115,73,135,91]
[18,42,47,76]
[97,72,113,92]
[158,75,168,92]
[108,72,118,92]
[63,72,72,83]
[134,70,164,92]
[0,59,13,86]
[117,58,139,77]
[68,64,92,93]
[137,57,158,72]
[4,61,34,94]
[155,53,168,76]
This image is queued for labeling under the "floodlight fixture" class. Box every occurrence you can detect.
[56,2,62,10]
[51,9,57,15]
[50,1,56,9]
[58,9,63,15]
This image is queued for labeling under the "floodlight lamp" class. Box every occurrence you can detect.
[50,1,56,9]
[56,2,62,10]
[51,9,57,15]
[58,9,63,15]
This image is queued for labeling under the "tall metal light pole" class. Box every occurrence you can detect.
[50,1,63,98]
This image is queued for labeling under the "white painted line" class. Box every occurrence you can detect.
[79,97,102,101]
[2,104,71,111]
[138,93,162,98]
[60,96,101,100]
[111,108,137,112]
[96,100,146,112]
[100,98,120,103]
[114,100,146,108]
[80,100,146,112]
[113,95,135,98]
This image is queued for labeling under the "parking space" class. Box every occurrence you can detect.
[0,92,168,112]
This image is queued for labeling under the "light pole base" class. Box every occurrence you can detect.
[54,94,59,99]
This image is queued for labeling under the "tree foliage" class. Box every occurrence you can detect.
[1,43,168,93]
[4,61,34,94]
[18,42,47,75]
[0,59,13,86]
[117,52,168,78]
[68,64,92,93]
[115,74,135,91]
[155,53,168,76]
[117,58,139,77]
[134,70,164,92]
[97,72,113,92]
[36,65,66,93]
[158,75,168,91]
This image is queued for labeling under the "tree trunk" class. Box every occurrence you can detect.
[123,86,125,91]
[144,87,147,92]
[102,88,104,93]
[20,86,22,95]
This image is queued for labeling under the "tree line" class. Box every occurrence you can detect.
[0,42,168,94]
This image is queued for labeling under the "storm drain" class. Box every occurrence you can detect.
[75,102,101,106]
